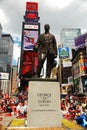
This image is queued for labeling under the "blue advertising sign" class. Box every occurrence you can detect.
[58,47,69,59]
[74,33,87,50]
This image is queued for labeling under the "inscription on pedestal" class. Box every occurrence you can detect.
[27,80,61,127]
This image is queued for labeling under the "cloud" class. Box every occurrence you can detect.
[0,0,25,38]
[1,0,87,65]
[0,9,9,27]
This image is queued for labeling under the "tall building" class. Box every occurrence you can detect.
[0,33,14,95]
[61,28,81,58]
[19,2,40,91]
[0,34,13,73]
[11,65,17,93]
[0,24,2,38]
[60,28,81,92]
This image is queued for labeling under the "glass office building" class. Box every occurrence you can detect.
[61,28,81,49]
[60,28,81,58]
[0,34,13,73]
[0,34,14,95]
[0,24,2,38]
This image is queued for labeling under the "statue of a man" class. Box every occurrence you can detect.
[34,24,57,78]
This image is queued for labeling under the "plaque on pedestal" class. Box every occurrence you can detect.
[27,79,61,127]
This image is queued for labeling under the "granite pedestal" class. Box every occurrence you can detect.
[27,79,61,127]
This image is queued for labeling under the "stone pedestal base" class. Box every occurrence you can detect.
[27,79,61,127]
[7,127,66,130]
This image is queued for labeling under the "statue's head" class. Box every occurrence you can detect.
[44,24,50,32]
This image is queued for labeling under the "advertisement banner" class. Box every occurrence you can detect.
[82,76,87,89]
[21,52,38,78]
[0,73,9,80]
[58,47,69,59]
[74,77,80,93]
[23,30,38,51]
[26,2,38,11]
[24,24,38,30]
[25,18,38,23]
[73,62,80,79]
[25,11,38,19]
[25,11,38,23]
[79,59,87,75]
[75,33,87,50]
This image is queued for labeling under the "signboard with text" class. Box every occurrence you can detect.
[75,33,87,50]
[73,61,80,79]
[23,30,38,51]
[79,58,87,75]
[58,47,69,59]
[0,72,9,80]
[21,52,38,78]
[25,11,38,23]
[24,23,38,30]
[26,2,38,11]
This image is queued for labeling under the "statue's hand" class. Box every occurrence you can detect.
[33,45,38,52]
[54,55,57,58]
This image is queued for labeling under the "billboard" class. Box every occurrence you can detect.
[79,58,87,75]
[73,61,80,79]
[26,2,38,11]
[58,47,69,59]
[82,76,87,93]
[61,28,81,48]
[0,72,9,80]
[75,33,87,50]
[25,11,38,23]
[23,30,38,51]
[21,51,38,79]
[24,24,38,30]
[74,77,80,93]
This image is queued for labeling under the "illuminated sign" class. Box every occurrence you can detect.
[79,59,87,75]
[26,2,38,11]
[58,47,69,59]
[0,72,9,80]
[24,24,38,30]
[75,33,87,50]
[21,52,38,78]
[25,11,38,23]
[25,11,38,19]
[25,18,38,23]
[73,62,80,79]
[23,30,38,51]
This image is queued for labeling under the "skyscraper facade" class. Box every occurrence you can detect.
[60,28,81,86]
[0,34,13,72]
[0,33,14,95]
[61,28,81,58]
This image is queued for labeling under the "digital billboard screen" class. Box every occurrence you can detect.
[26,2,38,11]
[75,33,87,50]
[58,47,69,59]
[23,30,38,51]
[21,52,38,79]
[25,11,38,19]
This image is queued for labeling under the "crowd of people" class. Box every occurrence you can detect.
[61,96,87,128]
[0,91,28,118]
[0,91,87,128]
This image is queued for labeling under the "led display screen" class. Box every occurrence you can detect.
[23,30,38,51]
[21,52,38,79]
[26,2,38,11]
[25,11,38,19]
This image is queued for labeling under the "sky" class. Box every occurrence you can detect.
[0,0,87,65]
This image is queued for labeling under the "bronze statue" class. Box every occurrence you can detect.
[34,24,57,78]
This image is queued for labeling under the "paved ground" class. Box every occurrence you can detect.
[0,113,16,126]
